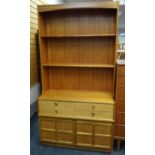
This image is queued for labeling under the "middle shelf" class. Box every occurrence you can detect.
[42,63,115,68]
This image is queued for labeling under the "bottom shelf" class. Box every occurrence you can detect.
[39,89,114,104]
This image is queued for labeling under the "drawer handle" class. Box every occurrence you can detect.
[92,105,95,109]
[54,102,58,106]
[55,110,58,113]
[91,112,95,116]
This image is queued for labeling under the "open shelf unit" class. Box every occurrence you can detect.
[38,1,118,152]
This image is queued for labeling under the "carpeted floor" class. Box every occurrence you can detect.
[30,113,125,155]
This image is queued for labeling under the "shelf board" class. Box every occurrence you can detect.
[39,89,114,104]
[41,34,116,38]
[42,63,115,68]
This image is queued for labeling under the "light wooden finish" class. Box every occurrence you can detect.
[39,89,114,104]
[38,2,118,152]
[43,63,115,68]
[114,62,125,150]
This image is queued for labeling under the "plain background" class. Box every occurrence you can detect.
[0,0,155,155]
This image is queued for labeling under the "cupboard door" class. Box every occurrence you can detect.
[77,121,93,134]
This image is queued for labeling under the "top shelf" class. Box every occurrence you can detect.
[41,34,116,38]
[38,2,118,13]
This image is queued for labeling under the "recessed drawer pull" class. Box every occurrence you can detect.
[54,102,58,106]
[91,112,95,116]
[92,105,95,109]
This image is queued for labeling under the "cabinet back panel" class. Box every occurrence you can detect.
[46,37,115,65]
[41,9,116,35]
[48,67,113,91]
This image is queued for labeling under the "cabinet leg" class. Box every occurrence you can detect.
[117,139,121,151]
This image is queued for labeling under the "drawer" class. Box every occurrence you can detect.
[115,113,125,125]
[117,76,125,86]
[94,136,112,149]
[39,100,74,117]
[75,102,113,112]
[116,99,125,112]
[117,65,125,77]
[115,125,125,138]
[40,118,56,130]
[77,134,93,147]
[77,121,93,134]
[57,132,74,145]
[41,130,56,142]
[116,86,125,100]
[57,120,74,133]
[75,102,113,120]
[94,123,112,136]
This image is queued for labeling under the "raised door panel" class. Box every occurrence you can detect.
[77,121,93,135]
[41,130,56,142]
[77,134,93,147]
[94,136,112,149]
[40,118,56,131]
[94,123,112,136]
[56,120,74,133]
[57,132,74,145]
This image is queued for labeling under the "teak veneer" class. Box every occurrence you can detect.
[38,1,118,152]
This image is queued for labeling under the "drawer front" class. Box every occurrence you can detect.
[115,113,125,125]
[57,120,74,133]
[92,111,113,120]
[57,132,74,145]
[41,130,56,142]
[94,136,112,149]
[39,101,56,116]
[116,99,125,112]
[39,100,74,117]
[75,102,113,120]
[77,121,93,134]
[56,101,74,117]
[116,86,125,100]
[117,76,125,86]
[117,65,125,77]
[94,123,112,136]
[75,102,113,112]
[77,134,93,147]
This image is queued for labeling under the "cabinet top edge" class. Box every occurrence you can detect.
[38,2,119,13]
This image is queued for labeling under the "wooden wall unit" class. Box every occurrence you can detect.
[38,2,118,152]
[114,60,125,150]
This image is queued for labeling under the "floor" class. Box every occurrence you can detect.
[30,113,125,155]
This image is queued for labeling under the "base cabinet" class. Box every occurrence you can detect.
[39,117,113,151]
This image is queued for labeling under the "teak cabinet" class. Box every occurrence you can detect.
[114,60,125,150]
[38,1,118,152]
